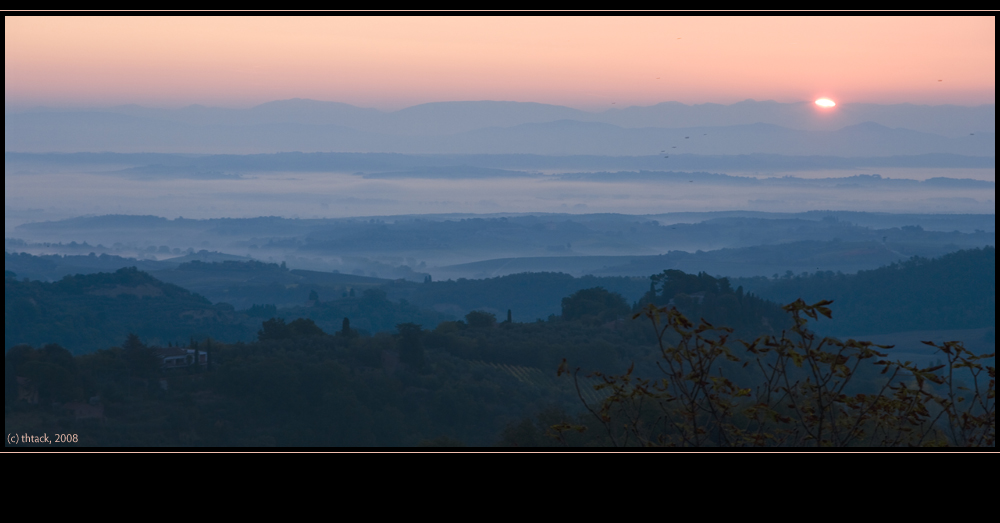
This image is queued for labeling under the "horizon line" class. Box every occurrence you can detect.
[6,97,998,114]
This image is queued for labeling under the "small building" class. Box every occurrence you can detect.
[153,348,208,369]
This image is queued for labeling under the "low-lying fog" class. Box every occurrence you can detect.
[5,168,995,236]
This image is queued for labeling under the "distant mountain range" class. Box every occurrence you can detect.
[6,99,994,156]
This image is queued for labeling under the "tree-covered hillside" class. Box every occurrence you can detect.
[736,247,995,336]
[5,268,257,353]
[4,267,458,354]
[638,269,792,336]
[6,289,992,447]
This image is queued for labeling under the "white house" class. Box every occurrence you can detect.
[153,347,208,369]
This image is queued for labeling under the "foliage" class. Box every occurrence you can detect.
[735,247,995,336]
[123,333,145,351]
[5,267,257,353]
[641,269,791,337]
[275,287,451,336]
[385,272,650,324]
[652,269,733,297]
[8,259,992,448]
[257,317,326,341]
[561,287,630,324]
[5,332,567,447]
[396,323,425,369]
[556,299,995,447]
[6,344,80,403]
[338,318,358,339]
[246,304,278,318]
[465,311,497,329]
[4,267,446,354]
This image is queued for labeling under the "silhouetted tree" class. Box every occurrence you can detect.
[465,311,496,329]
[396,323,425,369]
[562,288,629,323]
[289,318,325,338]
[338,318,358,339]
[123,333,145,351]
[556,300,996,448]
[258,318,290,341]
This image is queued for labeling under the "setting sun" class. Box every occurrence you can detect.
[815,98,837,108]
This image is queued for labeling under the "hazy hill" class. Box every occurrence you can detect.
[7,99,994,155]
[5,115,992,157]
[5,251,178,281]
[9,212,994,282]
[436,120,992,157]
[11,98,993,135]
[599,100,994,137]
[7,152,993,181]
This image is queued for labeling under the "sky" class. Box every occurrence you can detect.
[5,16,995,111]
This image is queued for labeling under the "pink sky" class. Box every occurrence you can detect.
[5,16,995,110]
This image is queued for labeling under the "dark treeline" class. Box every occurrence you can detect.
[385,272,651,323]
[5,251,180,281]
[7,281,990,447]
[5,249,995,447]
[3,268,448,354]
[5,266,791,447]
[736,247,996,336]
[6,247,994,354]
[638,269,788,336]
[5,335,568,447]
[274,288,452,336]
[5,268,255,354]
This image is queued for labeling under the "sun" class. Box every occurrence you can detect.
[815,98,836,108]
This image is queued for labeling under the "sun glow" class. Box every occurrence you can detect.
[815,98,836,108]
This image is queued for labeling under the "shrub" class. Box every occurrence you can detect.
[555,300,995,447]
